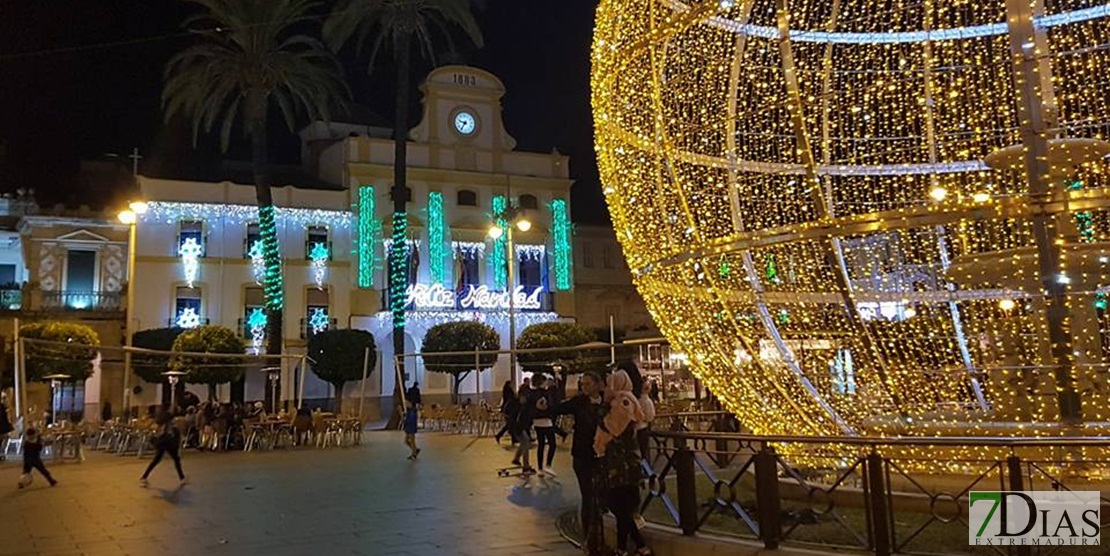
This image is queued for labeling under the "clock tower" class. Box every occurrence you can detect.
[410,65,518,171]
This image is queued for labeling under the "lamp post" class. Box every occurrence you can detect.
[162,370,187,412]
[42,373,70,426]
[489,208,532,386]
[118,201,148,420]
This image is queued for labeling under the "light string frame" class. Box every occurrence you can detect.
[592,0,1110,449]
[308,241,330,290]
[178,237,203,288]
[246,306,267,355]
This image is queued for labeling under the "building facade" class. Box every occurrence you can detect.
[573,225,655,335]
[131,66,575,412]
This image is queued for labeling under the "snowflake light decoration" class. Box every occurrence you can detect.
[246,307,267,355]
[248,240,265,285]
[309,307,329,334]
[175,307,202,329]
[178,237,203,287]
[308,242,330,290]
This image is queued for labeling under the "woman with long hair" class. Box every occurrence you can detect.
[595,370,652,555]
[494,380,516,444]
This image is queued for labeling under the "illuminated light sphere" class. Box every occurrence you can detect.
[999,299,1017,312]
[593,0,1110,438]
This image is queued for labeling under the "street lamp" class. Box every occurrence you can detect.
[488,206,532,386]
[118,200,148,419]
[42,373,70,426]
[162,370,188,411]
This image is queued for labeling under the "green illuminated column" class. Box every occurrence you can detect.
[357,186,377,288]
[490,195,508,289]
[551,198,572,290]
[428,191,447,285]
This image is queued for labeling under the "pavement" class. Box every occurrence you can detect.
[0,431,583,556]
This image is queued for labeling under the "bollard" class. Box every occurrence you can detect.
[754,445,781,549]
[865,452,892,556]
[674,446,699,536]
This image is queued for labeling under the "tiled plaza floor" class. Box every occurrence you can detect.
[0,431,582,556]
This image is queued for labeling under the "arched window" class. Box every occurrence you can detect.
[519,194,538,210]
[457,190,478,206]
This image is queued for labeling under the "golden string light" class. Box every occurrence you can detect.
[593,0,1110,452]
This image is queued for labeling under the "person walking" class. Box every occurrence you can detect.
[403,402,421,460]
[0,392,13,461]
[140,410,186,488]
[405,382,423,408]
[595,370,651,555]
[531,374,558,477]
[17,428,56,488]
[510,388,535,474]
[494,380,515,444]
[554,371,607,555]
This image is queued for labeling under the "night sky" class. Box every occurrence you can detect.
[0,0,607,224]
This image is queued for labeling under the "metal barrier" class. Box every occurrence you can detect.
[643,420,1110,556]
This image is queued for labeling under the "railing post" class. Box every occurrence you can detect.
[754,444,781,549]
[674,443,699,536]
[1007,455,1031,556]
[865,451,892,556]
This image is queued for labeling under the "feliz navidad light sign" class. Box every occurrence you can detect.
[405,283,545,311]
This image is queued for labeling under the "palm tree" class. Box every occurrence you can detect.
[163,0,349,365]
[324,0,482,427]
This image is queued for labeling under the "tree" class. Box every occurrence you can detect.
[421,321,499,403]
[163,0,350,359]
[171,325,247,401]
[131,327,187,384]
[307,329,376,412]
[324,0,483,428]
[20,322,100,383]
[516,322,610,376]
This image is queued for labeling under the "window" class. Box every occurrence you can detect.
[457,252,481,288]
[174,286,203,328]
[518,248,544,289]
[457,189,478,206]
[305,288,331,337]
[244,223,260,258]
[0,264,15,286]
[519,194,538,210]
[65,250,96,292]
[582,244,593,268]
[602,246,614,269]
[306,225,330,260]
[243,287,265,336]
[178,221,205,257]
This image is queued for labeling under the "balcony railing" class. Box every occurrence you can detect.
[0,288,21,310]
[41,291,122,311]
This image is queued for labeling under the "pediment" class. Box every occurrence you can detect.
[54,229,113,243]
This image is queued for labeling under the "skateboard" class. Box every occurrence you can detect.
[497,465,525,477]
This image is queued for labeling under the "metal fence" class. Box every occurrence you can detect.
[644,413,1110,556]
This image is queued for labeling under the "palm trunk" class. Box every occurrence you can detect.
[386,39,412,430]
[250,96,284,413]
[333,382,344,413]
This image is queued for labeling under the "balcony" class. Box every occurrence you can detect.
[0,288,21,310]
[41,291,122,312]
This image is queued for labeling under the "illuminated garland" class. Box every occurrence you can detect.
[452,241,485,259]
[309,307,330,334]
[143,201,351,229]
[258,205,284,311]
[308,242,329,290]
[489,195,508,289]
[372,310,561,328]
[1071,180,1106,310]
[357,186,377,288]
[428,191,447,285]
[247,307,267,355]
[389,212,407,329]
[178,238,203,288]
[515,244,546,262]
[248,240,265,285]
[550,199,572,290]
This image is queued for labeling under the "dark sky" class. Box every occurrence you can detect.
[0,0,607,224]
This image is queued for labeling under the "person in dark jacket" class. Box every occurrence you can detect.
[405,382,423,407]
[494,381,515,444]
[510,388,535,474]
[531,374,558,476]
[18,427,56,487]
[140,410,186,487]
[553,371,606,554]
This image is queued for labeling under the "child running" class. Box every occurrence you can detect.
[404,402,421,460]
[18,428,57,488]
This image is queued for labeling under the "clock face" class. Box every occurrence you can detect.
[454,111,477,136]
